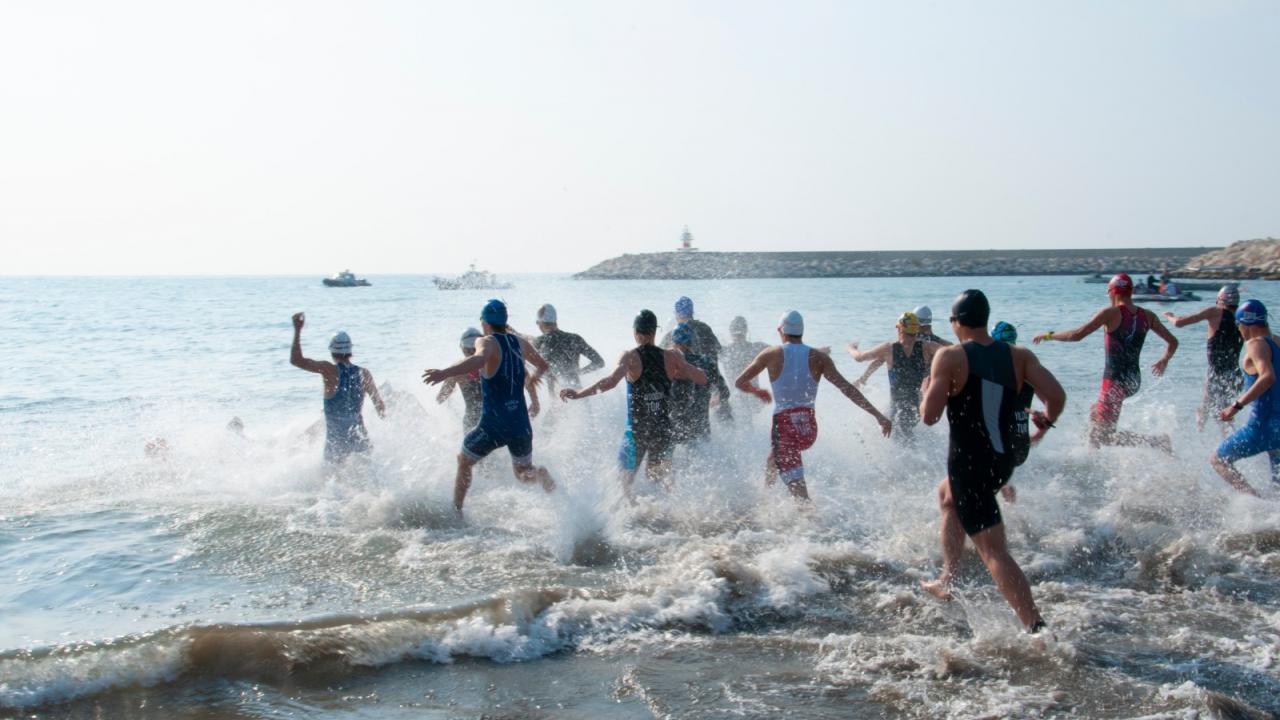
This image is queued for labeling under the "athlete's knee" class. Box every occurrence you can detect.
[457,452,477,467]
[936,478,954,510]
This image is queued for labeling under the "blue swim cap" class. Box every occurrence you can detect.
[991,321,1018,344]
[672,323,694,346]
[674,296,694,318]
[1236,299,1267,327]
[481,298,508,325]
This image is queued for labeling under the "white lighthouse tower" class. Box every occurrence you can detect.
[678,226,696,252]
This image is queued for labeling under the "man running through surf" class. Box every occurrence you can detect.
[1033,273,1177,451]
[559,310,707,494]
[1163,284,1244,431]
[422,300,556,515]
[1211,299,1280,496]
[848,311,943,440]
[290,313,386,464]
[735,310,892,501]
[919,290,1066,633]
[435,327,484,430]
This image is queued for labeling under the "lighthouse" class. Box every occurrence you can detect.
[678,226,696,252]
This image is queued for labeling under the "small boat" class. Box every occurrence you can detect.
[323,270,371,287]
[1082,274,1239,292]
[1133,290,1201,303]
[433,264,513,291]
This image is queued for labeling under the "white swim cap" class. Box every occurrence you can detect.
[537,303,557,324]
[913,306,933,325]
[730,316,748,335]
[329,331,353,354]
[460,327,483,349]
[779,310,804,336]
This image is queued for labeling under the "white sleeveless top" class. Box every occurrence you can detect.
[771,343,818,413]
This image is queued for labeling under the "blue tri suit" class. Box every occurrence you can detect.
[462,333,534,466]
[1216,336,1280,483]
[324,362,371,462]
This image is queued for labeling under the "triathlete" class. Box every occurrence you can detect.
[290,312,386,463]
[848,311,942,440]
[1163,284,1244,430]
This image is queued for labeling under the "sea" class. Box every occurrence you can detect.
[2,274,1279,719]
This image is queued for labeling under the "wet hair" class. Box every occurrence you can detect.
[950,289,990,328]
[487,323,509,333]
[331,353,352,362]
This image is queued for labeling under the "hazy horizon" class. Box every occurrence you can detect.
[2,1,1277,276]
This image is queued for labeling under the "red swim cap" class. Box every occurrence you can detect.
[1108,273,1134,296]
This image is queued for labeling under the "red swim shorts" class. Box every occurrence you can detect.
[771,407,818,484]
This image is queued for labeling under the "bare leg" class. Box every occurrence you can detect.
[454,454,477,514]
[921,477,965,601]
[764,450,778,487]
[1091,418,1172,454]
[646,459,673,491]
[514,464,555,493]
[1210,454,1261,497]
[786,479,810,501]
[970,523,1044,631]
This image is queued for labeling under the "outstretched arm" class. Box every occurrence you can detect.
[1033,307,1111,344]
[1021,350,1065,435]
[665,349,708,385]
[362,370,387,419]
[422,339,490,385]
[846,341,891,363]
[1145,310,1179,376]
[562,352,630,401]
[820,355,892,436]
[1162,305,1215,328]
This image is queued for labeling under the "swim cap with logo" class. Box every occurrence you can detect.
[913,306,933,326]
[1218,284,1240,306]
[329,331,353,354]
[897,311,920,335]
[1236,299,1267,327]
[460,327,483,349]
[779,310,804,336]
[991,321,1018,344]
[536,303,557,324]
[634,309,658,335]
[951,289,990,328]
[1107,273,1134,297]
[481,299,508,325]
[674,296,694,319]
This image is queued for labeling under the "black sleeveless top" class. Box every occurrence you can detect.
[1207,307,1243,378]
[947,341,1027,477]
[890,341,927,407]
[628,345,671,439]
[1103,306,1148,393]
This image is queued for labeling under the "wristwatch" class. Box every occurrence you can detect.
[1232,401,1245,412]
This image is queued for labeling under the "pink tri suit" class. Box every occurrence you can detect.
[770,342,820,484]
[1094,304,1148,426]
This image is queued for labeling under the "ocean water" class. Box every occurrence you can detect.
[2,274,1279,719]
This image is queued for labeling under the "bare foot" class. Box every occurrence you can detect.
[539,467,555,493]
[1000,485,1017,503]
[920,578,954,601]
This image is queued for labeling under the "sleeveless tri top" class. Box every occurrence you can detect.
[628,345,671,438]
[479,333,531,437]
[1208,308,1243,379]
[890,341,927,408]
[1104,305,1148,393]
[772,343,818,414]
[1243,337,1280,425]
[324,362,369,457]
[946,341,1029,473]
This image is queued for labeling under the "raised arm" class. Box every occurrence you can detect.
[1162,305,1216,328]
[665,349,708,385]
[290,313,328,373]
[818,354,892,436]
[735,349,774,403]
[362,369,387,419]
[561,351,632,401]
[846,341,891,364]
[1145,310,1179,376]
[1034,307,1112,344]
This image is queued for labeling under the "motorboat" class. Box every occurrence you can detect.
[1133,290,1201,303]
[323,270,371,287]
[433,264,513,291]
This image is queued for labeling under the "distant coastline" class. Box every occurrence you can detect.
[574,247,1220,280]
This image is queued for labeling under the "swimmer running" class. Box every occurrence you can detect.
[1210,299,1280,496]
[919,290,1066,633]
[1163,284,1244,431]
[1034,273,1177,451]
[736,310,892,501]
[290,312,386,464]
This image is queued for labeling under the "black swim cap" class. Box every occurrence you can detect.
[634,309,658,334]
[951,289,990,328]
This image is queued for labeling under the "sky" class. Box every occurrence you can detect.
[1,1,1276,275]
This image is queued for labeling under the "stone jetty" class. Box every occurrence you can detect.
[575,247,1218,280]
[1178,239,1280,279]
